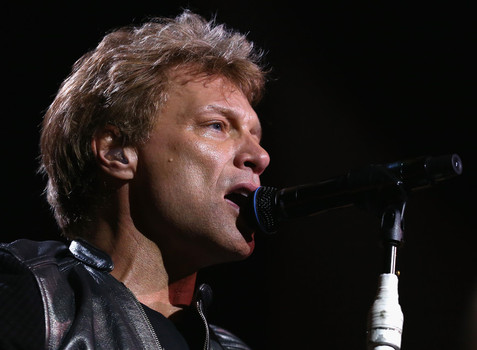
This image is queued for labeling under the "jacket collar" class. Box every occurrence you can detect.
[69,239,114,272]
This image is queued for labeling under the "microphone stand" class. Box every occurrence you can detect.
[249,153,462,349]
[367,199,405,350]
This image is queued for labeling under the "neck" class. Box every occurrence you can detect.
[88,220,197,318]
[86,185,199,318]
[135,273,198,318]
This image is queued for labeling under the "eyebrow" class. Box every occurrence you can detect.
[203,104,263,141]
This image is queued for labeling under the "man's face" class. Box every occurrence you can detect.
[131,73,270,270]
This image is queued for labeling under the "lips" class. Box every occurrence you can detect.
[224,183,257,210]
[224,192,249,209]
[224,184,259,240]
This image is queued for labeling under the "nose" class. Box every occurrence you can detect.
[234,135,270,176]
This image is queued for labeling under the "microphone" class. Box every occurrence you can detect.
[248,154,463,234]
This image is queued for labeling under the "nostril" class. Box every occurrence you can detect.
[234,142,270,175]
[244,161,255,169]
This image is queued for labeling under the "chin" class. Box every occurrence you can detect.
[231,229,256,260]
[217,229,255,263]
[227,241,255,262]
[243,238,256,258]
[234,217,256,256]
[201,213,256,264]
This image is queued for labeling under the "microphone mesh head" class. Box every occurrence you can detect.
[253,186,279,234]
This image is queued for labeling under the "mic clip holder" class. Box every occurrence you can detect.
[380,200,405,275]
[357,165,407,273]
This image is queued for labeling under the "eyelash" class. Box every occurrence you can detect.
[208,121,228,132]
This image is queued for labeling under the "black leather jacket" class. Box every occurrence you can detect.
[0,239,251,350]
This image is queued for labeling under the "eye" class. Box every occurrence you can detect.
[208,120,228,132]
[210,122,223,131]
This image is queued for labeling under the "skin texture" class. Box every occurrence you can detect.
[90,73,270,317]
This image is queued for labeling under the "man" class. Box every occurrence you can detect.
[0,10,270,349]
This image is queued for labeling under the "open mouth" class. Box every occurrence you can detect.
[224,187,258,236]
[224,192,249,209]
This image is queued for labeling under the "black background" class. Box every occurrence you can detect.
[4,2,476,349]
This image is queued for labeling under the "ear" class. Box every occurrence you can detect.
[91,125,137,180]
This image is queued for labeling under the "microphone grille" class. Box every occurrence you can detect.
[252,186,279,234]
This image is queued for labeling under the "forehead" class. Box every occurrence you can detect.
[169,71,242,100]
[165,66,252,105]
[164,72,261,130]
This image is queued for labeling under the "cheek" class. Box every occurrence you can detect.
[176,140,233,181]
[192,140,227,164]
[139,135,235,202]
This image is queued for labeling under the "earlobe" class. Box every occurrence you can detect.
[92,126,137,180]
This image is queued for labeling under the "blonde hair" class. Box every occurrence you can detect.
[39,10,267,236]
